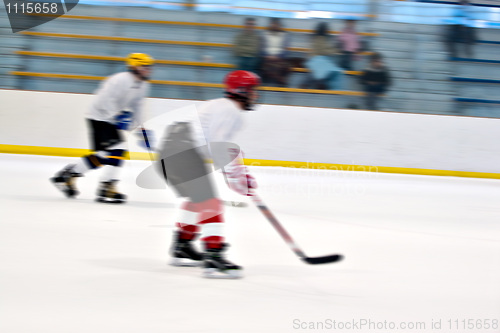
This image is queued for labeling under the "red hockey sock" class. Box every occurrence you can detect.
[202,236,224,249]
[176,201,200,241]
[196,198,225,249]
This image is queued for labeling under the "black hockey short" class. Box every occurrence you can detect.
[87,119,124,151]
[156,122,216,203]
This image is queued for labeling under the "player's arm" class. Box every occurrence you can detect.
[210,119,256,196]
[222,148,257,196]
[100,75,130,124]
[94,75,134,131]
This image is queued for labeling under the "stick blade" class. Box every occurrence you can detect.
[223,201,248,208]
[302,254,344,265]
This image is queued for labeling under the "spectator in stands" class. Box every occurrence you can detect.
[338,19,361,70]
[260,17,291,87]
[445,0,476,59]
[359,52,391,110]
[301,22,344,90]
[233,17,260,73]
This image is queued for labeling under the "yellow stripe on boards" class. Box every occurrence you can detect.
[0,145,92,157]
[1,144,499,180]
[243,159,500,180]
[0,145,154,160]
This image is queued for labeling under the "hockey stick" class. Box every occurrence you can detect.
[140,127,170,183]
[251,193,343,265]
[141,128,156,163]
[223,200,248,207]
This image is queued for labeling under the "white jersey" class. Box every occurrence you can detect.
[194,98,243,146]
[86,71,149,129]
[185,97,244,169]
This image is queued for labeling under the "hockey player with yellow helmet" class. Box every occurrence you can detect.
[51,53,155,203]
[126,52,154,80]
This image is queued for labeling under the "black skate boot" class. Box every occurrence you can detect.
[202,244,243,279]
[96,180,126,204]
[169,232,203,267]
[50,165,82,198]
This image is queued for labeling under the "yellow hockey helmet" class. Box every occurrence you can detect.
[126,53,154,67]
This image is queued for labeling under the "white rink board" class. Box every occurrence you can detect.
[1,89,500,173]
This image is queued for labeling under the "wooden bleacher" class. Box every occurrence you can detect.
[30,14,380,36]
[9,71,366,96]
[14,51,363,76]
[19,31,375,55]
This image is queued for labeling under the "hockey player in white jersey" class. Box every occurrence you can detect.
[157,70,260,278]
[51,53,155,203]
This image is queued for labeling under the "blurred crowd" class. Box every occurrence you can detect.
[232,17,391,110]
[444,0,476,59]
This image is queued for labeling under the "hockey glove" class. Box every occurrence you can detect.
[223,150,257,196]
[136,128,155,150]
[115,111,132,131]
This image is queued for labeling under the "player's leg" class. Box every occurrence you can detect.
[60,146,127,203]
[82,119,129,203]
[50,119,106,198]
[160,143,214,267]
[95,142,127,204]
[159,123,242,277]
[50,164,83,198]
[157,123,209,266]
[171,191,242,278]
[169,200,203,266]
[51,119,128,202]
[196,198,242,279]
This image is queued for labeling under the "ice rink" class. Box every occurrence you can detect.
[1,154,499,333]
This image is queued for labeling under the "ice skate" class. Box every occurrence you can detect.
[169,232,203,267]
[96,180,126,204]
[202,244,243,279]
[50,165,82,198]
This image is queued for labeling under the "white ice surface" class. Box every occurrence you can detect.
[1,154,499,333]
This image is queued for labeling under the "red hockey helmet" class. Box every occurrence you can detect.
[224,70,261,110]
[224,70,261,94]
